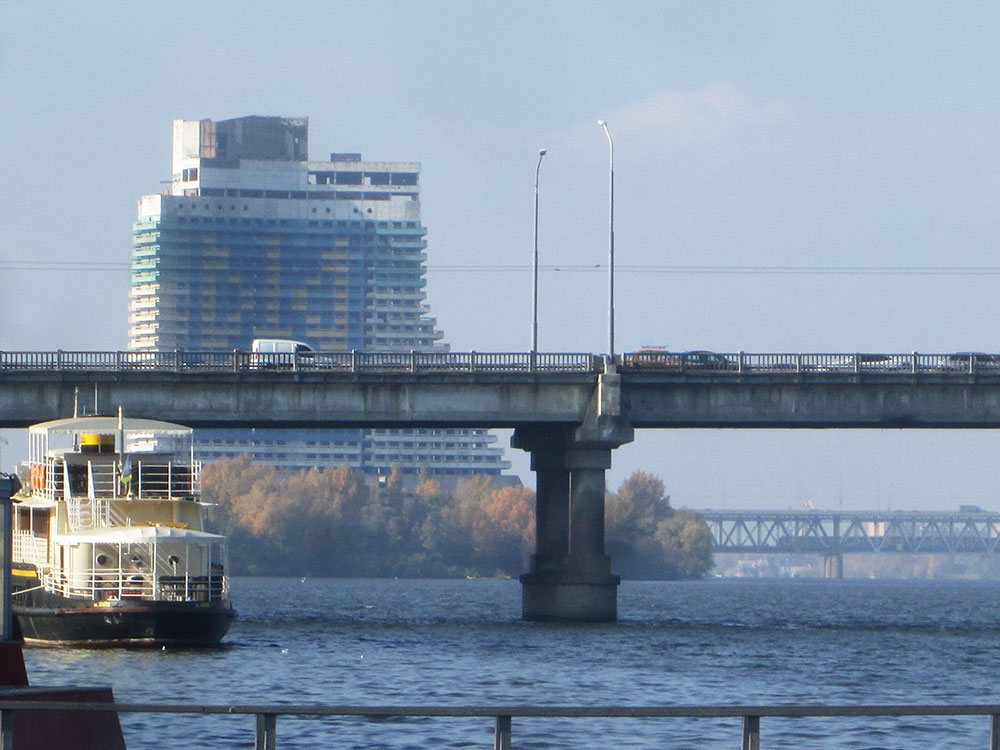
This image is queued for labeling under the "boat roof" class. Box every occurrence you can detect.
[54,525,225,543]
[28,416,192,437]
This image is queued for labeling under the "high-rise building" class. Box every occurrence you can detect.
[130,115,509,478]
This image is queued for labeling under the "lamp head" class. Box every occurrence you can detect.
[539,149,547,156]
[597,119,606,126]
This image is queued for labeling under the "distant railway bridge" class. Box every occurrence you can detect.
[699,509,1000,578]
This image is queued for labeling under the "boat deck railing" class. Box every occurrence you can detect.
[2,700,1000,749]
[39,569,227,603]
[33,458,200,506]
[11,532,47,567]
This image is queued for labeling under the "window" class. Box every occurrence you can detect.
[390,172,418,186]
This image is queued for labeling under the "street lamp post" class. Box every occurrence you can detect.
[532,149,547,358]
[598,120,614,359]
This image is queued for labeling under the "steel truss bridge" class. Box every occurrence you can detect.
[700,510,1000,555]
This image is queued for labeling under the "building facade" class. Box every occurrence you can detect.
[130,115,509,477]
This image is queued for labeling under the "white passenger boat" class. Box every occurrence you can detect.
[10,415,235,647]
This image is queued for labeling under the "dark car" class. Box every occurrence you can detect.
[944,352,1000,370]
[679,350,738,369]
[625,349,737,371]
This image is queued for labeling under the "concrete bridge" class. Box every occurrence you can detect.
[4,348,1000,621]
[700,508,1000,578]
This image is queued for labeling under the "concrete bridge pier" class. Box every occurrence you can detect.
[823,554,844,579]
[513,413,633,622]
[512,428,571,578]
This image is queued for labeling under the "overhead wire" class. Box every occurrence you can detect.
[4,260,1000,277]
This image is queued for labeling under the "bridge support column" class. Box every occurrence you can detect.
[823,554,843,579]
[512,406,632,622]
[511,427,571,575]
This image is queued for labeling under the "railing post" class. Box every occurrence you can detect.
[470,351,477,372]
[115,350,122,371]
[174,349,181,373]
[410,350,417,373]
[742,715,760,750]
[255,712,277,750]
[233,349,240,373]
[494,715,511,750]
[738,351,745,374]
[351,349,358,373]
[990,713,1000,750]
[912,351,918,374]
[0,707,13,750]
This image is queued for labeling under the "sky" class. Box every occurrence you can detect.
[3,1,1000,510]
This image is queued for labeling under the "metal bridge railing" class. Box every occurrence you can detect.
[622,351,1000,375]
[3,350,999,376]
[2,701,1000,749]
[0,350,600,374]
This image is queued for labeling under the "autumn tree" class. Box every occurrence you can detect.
[202,459,709,580]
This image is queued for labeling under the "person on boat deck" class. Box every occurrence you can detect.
[120,455,133,497]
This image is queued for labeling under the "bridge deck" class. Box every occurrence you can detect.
[4,351,1000,429]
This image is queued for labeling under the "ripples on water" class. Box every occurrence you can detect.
[23,578,1000,748]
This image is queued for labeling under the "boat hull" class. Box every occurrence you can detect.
[12,570,235,648]
[15,602,235,648]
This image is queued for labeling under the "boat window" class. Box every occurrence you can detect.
[68,464,87,496]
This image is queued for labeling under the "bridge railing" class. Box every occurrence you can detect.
[622,351,1000,374]
[0,351,599,374]
[3,350,999,376]
[2,700,1000,749]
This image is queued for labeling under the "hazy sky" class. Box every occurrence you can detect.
[3,1,1000,510]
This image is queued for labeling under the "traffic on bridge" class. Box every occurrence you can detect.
[2,349,1000,375]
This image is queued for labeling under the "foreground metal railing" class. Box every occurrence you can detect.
[3,349,1000,376]
[2,701,1000,749]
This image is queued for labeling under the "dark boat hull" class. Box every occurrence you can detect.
[12,570,235,647]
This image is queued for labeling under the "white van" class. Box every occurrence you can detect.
[250,339,313,368]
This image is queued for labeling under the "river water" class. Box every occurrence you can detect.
[22,577,1000,748]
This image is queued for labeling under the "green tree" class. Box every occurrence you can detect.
[606,470,713,580]
[656,509,714,579]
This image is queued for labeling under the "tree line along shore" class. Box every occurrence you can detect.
[203,457,714,580]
